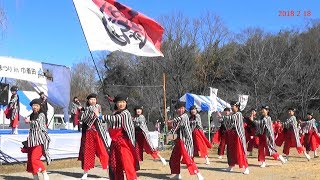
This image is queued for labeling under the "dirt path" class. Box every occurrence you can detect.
[1,149,319,179]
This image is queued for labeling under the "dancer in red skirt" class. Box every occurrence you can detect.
[71,96,82,131]
[244,109,258,156]
[133,105,167,165]
[6,86,20,134]
[100,94,139,180]
[78,93,109,180]
[224,101,249,174]
[24,98,50,180]
[189,105,212,165]
[280,108,310,161]
[212,108,231,159]
[167,102,203,180]
[300,112,320,158]
[249,106,286,167]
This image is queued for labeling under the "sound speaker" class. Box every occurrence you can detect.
[0,83,9,106]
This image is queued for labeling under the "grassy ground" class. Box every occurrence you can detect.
[0,146,319,179]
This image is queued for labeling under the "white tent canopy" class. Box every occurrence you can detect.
[0,56,71,122]
[179,93,231,112]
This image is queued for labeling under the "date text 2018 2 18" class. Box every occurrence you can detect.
[278,10,312,17]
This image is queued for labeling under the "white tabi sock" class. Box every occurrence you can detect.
[171,174,182,179]
[196,172,204,180]
[81,172,88,180]
[160,157,167,166]
[279,155,286,164]
[14,127,18,134]
[243,167,250,175]
[260,161,266,168]
[226,166,233,172]
[304,151,311,161]
[205,157,210,165]
[314,151,319,157]
[42,171,49,180]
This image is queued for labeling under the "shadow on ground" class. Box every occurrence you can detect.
[138,172,170,179]
[0,175,33,180]
[49,170,103,179]
[198,166,233,173]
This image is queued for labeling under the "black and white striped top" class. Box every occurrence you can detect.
[9,94,19,109]
[27,112,50,162]
[133,114,156,151]
[171,113,194,157]
[81,104,101,128]
[253,116,278,154]
[189,114,203,131]
[81,104,110,149]
[102,109,135,146]
[300,118,318,134]
[70,101,81,115]
[283,115,302,147]
[9,94,19,120]
[218,115,231,131]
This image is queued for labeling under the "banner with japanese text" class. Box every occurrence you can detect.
[0,56,71,122]
[0,56,48,84]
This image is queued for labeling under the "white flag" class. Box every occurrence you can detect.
[209,87,218,97]
[238,95,249,111]
[209,87,218,112]
[73,0,164,57]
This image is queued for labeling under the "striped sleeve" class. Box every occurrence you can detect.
[172,116,182,129]
[195,114,203,130]
[133,115,145,127]
[103,112,124,129]
[232,112,247,155]
[283,116,297,129]
[81,105,101,127]
[28,113,50,148]
[9,94,18,104]
[181,113,194,157]
[301,118,318,133]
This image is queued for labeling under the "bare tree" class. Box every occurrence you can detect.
[70,59,97,102]
[95,12,320,122]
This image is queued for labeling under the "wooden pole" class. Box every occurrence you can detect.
[163,73,168,132]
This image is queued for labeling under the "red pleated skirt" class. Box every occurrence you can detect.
[301,130,320,151]
[192,129,212,158]
[226,130,248,168]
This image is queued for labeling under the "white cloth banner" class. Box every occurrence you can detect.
[0,131,159,163]
[73,0,164,57]
[0,56,71,122]
[238,94,249,111]
[0,57,48,84]
[0,133,81,162]
[209,87,218,97]
[209,87,218,112]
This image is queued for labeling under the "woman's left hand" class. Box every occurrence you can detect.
[24,117,30,123]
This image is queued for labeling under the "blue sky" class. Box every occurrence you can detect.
[0,0,319,68]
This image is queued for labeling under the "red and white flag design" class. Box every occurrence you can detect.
[73,0,164,57]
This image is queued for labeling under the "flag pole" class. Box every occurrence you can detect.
[163,73,167,125]
[71,0,113,110]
